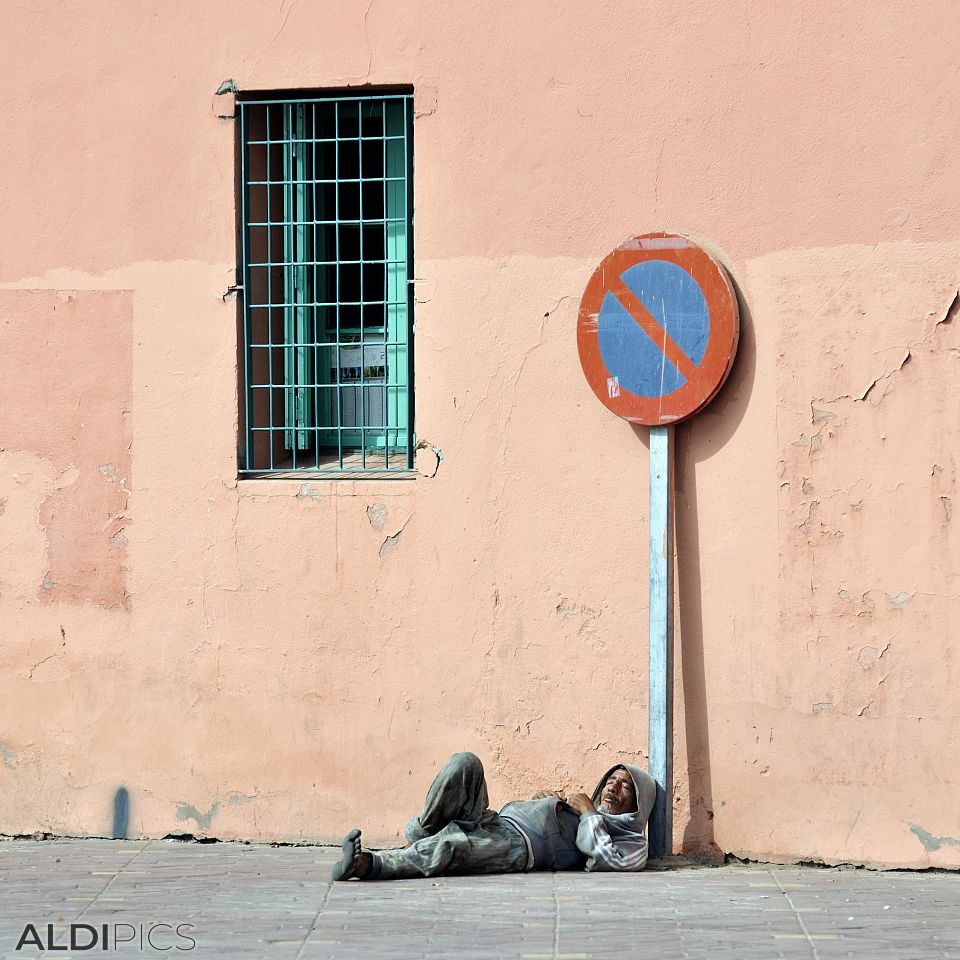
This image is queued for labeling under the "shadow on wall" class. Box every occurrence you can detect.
[112,787,129,839]
[631,266,757,858]
[678,271,756,857]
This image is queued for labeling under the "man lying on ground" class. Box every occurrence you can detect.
[332,751,656,881]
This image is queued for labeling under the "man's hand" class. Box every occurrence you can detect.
[565,792,597,815]
[532,789,567,801]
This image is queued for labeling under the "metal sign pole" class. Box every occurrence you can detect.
[576,232,738,861]
[647,424,674,859]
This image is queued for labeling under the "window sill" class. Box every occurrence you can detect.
[239,469,418,482]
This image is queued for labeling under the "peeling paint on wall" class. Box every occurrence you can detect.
[910,823,960,853]
[296,484,323,502]
[367,504,388,531]
[887,591,913,610]
[555,599,604,642]
[860,352,910,406]
[212,78,237,120]
[857,641,889,669]
[227,792,256,806]
[380,531,402,559]
[415,440,443,478]
[175,801,221,833]
[0,743,18,771]
[379,513,412,559]
[26,628,68,682]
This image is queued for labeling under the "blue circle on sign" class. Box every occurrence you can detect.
[597,260,710,398]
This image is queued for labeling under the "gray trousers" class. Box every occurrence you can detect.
[371,752,529,880]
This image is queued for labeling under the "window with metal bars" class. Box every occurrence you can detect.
[238,91,414,474]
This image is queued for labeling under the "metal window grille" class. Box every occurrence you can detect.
[238,91,414,475]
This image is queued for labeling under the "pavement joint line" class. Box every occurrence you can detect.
[551,870,561,960]
[73,840,154,925]
[775,934,839,940]
[771,867,822,960]
[292,876,334,960]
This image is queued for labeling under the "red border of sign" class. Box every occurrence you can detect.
[577,233,740,425]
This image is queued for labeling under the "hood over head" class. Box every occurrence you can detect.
[590,763,656,830]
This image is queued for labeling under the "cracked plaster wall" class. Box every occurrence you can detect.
[0,0,959,869]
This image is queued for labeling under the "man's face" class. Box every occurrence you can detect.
[597,768,637,814]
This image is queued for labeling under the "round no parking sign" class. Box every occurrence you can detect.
[577,233,739,425]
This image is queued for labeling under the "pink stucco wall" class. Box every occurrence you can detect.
[1,0,958,868]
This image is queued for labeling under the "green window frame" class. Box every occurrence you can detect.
[237,90,414,475]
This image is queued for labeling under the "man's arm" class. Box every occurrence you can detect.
[566,793,649,872]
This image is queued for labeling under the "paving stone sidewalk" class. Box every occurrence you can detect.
[1,839,958,959]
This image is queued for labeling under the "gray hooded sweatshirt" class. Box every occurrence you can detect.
[498,762,657,872]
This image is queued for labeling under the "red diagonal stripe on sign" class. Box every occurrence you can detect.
[608,279,699,385]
